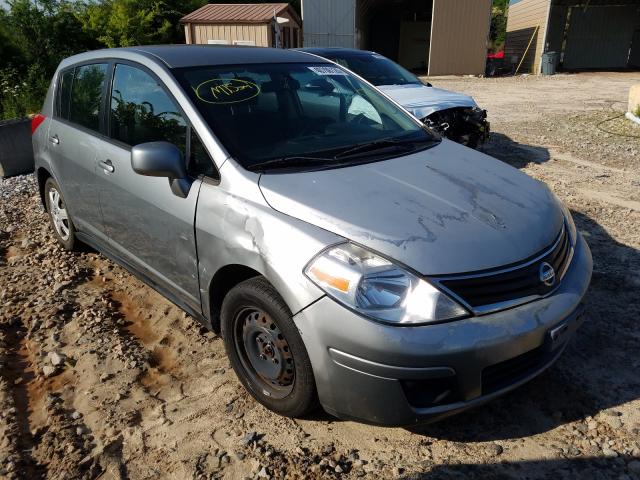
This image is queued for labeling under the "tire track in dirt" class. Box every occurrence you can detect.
[0,320,46,478]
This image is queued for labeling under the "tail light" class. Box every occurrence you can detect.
[31,114,46,134]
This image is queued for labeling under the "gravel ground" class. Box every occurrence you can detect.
[1,72,640,479]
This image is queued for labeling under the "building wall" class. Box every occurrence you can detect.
[301,0,356,47]
[504,0,551,74]
[187,23,271,46]
[428,0,492,76]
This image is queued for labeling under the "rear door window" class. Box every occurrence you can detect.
[109,63,187,154]
[67,64,108,131]
[57,69,74,120]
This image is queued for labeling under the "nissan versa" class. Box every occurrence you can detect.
[32,46,592,426]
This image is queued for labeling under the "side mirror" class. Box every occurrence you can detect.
[131,141,191,198]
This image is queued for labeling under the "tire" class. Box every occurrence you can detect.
[221,276,318,417]
[44,178,78,250]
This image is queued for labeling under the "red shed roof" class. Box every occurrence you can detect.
[180,3,293,24]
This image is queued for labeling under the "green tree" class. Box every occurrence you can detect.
[0,0,302,119]
[77,0,300,49]
[0,0,99,118]
[78,0,206,47]
[0,9,21,66]
[490,0,509,52]
[6,0,99,72]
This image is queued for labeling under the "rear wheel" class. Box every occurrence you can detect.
[221,277,318,417]
[44,178,77,250]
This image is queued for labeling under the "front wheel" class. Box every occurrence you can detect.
[221,277,318,417]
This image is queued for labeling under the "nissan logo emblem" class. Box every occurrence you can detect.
[539,262,556,287]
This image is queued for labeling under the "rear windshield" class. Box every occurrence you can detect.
[327,54,422,87]
[172,62,437,171]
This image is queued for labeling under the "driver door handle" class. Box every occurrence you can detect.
[98,159,115,173]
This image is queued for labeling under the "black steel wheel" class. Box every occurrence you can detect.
[234,307,295,399]
[221,276,318,417]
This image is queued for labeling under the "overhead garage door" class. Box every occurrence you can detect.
[564,5,639,69]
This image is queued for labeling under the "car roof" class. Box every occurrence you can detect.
[299,47,377,58]
[66,45,327,69]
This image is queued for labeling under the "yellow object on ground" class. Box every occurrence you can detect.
[629,84,640,114]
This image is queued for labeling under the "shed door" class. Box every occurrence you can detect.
[563,6,639,70]
[428,0,492,76]
[302,0,356,47]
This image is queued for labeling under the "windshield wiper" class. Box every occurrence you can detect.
[333,136,437,160]
[248,136,440,172]
[248,155,334,172]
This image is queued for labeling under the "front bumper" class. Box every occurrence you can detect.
[423,107,490,148]
[293,234,592,426]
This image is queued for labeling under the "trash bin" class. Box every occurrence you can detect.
[0,118,34,178]
[541,52,558,75]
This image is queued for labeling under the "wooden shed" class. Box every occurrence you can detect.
[180,3,302,48]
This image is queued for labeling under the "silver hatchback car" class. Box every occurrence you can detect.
[32,46,592,426]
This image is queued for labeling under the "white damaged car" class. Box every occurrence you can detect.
[302,47,490,149]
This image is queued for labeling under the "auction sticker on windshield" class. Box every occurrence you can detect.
[195,78,261,105]
[308,66,347,76]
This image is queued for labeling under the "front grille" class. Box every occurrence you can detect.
[440,226,571,309]
[481,345,549,395]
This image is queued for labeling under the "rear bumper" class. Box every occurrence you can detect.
[293,234,592,426]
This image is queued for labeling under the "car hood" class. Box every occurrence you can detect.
[258,140,564,275]
[377,84,478,119]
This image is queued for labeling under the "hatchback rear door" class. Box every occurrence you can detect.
[47,63,110,241]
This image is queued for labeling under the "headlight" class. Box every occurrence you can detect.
[304,243,468,325]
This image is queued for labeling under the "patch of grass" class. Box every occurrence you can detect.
[634,105,640,118]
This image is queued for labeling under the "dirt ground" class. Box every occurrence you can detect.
[1,72,640,480]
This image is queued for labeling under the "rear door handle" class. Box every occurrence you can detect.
[49,135,60,145]
[98,159,115,173]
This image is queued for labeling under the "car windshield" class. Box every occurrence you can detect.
[327,53,423,87]
[172,62,438,172]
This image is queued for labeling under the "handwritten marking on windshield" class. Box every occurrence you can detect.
[195,78,261,105]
